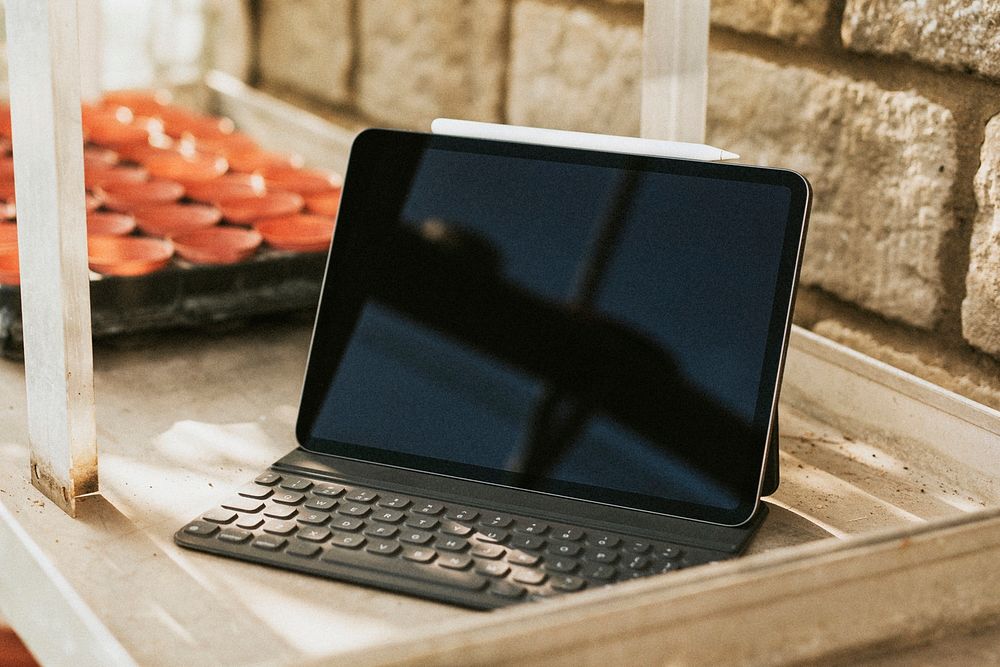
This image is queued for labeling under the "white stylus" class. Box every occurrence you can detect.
[431,118,739,162]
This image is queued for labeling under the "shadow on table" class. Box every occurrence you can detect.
[74,494,299,666]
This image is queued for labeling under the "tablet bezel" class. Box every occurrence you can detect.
[294,128,811,527]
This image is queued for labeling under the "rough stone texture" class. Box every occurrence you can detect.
[843,0,1000,81]
[258,0,353,105]
[357,0,507,128]
[707,52,957,329]
[962,115,1000,357]
[711,0,831,45]
[507,0,642,136]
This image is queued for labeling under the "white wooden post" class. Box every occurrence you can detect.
[641,0,711,143]
[77,0,103,102]
[5,0,98,516]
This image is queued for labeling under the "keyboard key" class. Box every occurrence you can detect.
[298,527,332,542]
[372,509,405,524]
[402,547,436,564]
[438,554,472,570]
[345,488,378,503]
[365,539,401,557]
[337,503,371,517]
[218,528,251,543]
[588,534,621,549]
[514,520,548,535]
[237,484,273,500]
[297,511,330,525]
[329,533,365,549]
[581,564,617,581]
[506,551,541,567]
[263,520,297,536]
[509,534,545,551]
[479,514,513,529]
[287,542,321,559]
[254,471,281,486]
[252,535,286,551]
[550,575,586,592]
[440,520,474,537]
[364,524,399,538]
[279,477,313,491]
[203,508,237,524]
[547,542,581,557]
[657,546,684,560]
[313,483,346,498]
[182,520,218,537]
[263,505,297,520]
[235,516,264,530]
[272,491,305,505]
[626,555,650,570]
[470,543,505,559]
[445,508,478,522]
[552,527,585,542]
[377,495,411,509]
[413,502,445,516]
[322,544,486,591]
[476,561,510,578]
[475,529,508,544]
[304,497,337,511]
[437,537,468,552]
[512,569,547,586]
[584,549,618,564]
[545,558,578,573]
[405,516,439,530]
[400,530,434,545]
[221,497,264,513]
[625,540,651,554]
[331,517,364,531]
[489,582,525,599]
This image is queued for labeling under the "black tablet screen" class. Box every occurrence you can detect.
[297,130,809,525]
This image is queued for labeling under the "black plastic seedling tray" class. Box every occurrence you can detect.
[0,248,327,358]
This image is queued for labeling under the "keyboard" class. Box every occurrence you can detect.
[175,469,720,609]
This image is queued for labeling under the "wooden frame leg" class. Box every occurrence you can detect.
[5,0,98,516]
[641,0,710,143]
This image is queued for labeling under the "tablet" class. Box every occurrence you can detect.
[295,129,810,526]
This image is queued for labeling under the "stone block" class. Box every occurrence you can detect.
[962,114,1000,356]
[707,52,957,328]
[357,0,507,128]
[711,0,831,44]
[258,0,353,104]
[843,0,1000,80]
[507,0,642,136]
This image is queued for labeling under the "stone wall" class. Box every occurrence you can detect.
[212,0,1000,408]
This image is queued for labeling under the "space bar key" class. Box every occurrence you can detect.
[320,548,488,591]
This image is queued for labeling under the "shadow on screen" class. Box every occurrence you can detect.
[348,213,756,495]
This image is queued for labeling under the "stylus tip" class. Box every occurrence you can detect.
[721,150,740,161]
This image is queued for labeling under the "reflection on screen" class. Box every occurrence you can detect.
[310,149,792,513]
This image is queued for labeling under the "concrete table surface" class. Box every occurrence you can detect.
[1,321,999,666]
